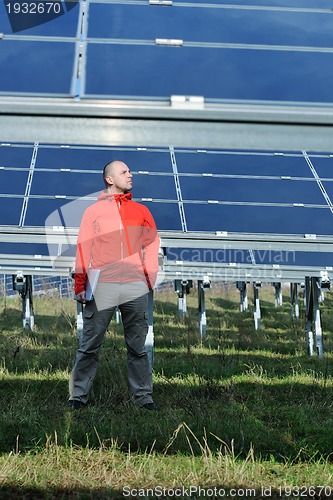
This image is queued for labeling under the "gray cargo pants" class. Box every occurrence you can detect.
[69,281,153,406]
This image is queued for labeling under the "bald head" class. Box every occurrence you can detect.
[103,161,125,187]
[103,161,133,193]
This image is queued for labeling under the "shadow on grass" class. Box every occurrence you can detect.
[0,485,127,499]
[1,369,333,462]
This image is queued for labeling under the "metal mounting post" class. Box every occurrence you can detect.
[115,306,122,324]
[304,277,323,357]
[175,279,193,318]
[197,276,211,339]
[290,283,299,320]
[273,282,283,307]
[236,281,248,311]
[253,282,261,330]
[145,289,154,370]
[12,273,34,330]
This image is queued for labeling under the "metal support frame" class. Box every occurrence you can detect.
[197,276,211,339]
[12,273,34,330]
[273,282,283,307]
[115,306,122,324]
[1,98,333,152]
[304,277,323,357]
[290,283,300,320]
[145,289,154,370]
[174,279,193,318]
[253,281,261,330]
[236,281,248,311]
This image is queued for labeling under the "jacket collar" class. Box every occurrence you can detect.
[98,191,132,203]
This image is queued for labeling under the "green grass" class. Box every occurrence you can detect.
[1,283,333,498]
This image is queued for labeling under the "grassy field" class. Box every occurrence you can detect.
[1,282,333,498]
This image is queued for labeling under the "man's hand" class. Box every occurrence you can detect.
[76,291,86,304]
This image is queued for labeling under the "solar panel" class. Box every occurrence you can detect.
[0,0,79,36]
[85,44,333,103]
[1,144,333,258]
[88,3,333,47]
[0,198,23,226]
[175,151,315,177]
[0,41,75,95]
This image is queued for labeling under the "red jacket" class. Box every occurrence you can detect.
[74,191,160,295]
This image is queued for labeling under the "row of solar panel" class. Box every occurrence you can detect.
[2,169,333,202]
[1,146,333,173]
[2,2,333,43]
[2,193,333,234]
[1,2,333,102]
[1,42,332,103]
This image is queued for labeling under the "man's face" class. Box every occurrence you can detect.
[107,162,133,193]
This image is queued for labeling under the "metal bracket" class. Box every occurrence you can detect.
[197,276,211,339]
[175,279,193,318]
[304,276,323,357]
[236,281,248,312]
[272,282,283,307]
[170,95,205,109]
[149,0,173,5]
[155,38,183,46]
[253,281,261,330]
[12,273,34,330]
[290,283,299,320]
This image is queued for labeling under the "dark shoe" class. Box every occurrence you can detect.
[66,400,87,410]
[141,402,160,411]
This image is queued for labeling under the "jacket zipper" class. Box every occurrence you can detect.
[118,200,124,283]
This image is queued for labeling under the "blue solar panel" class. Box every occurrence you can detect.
[35,148,173,173]
[24,197,182,232]
[87,3,333,48]
[85,44,333,103]
[2,145,333,238]
[134,174,176,200]
[309,156,333,178]
[0,170,29,194]
[0,0,79,36]
[0,145,33,167]
[175,151,314,177]
[0,41,75,95]
[144,202,182,231]
[254,251,333,267]
[320,182,333,202]
[180,177,325,205]
[1,242,51,256]
[0,198,22,226]
[30,171,176,199]
[31,171,101,197]
[36,147,116,171]
[183,203,333,235]
[25,198,94,227]
[212,0,333,6]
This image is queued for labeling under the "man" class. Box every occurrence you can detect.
[67,160,160,410]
